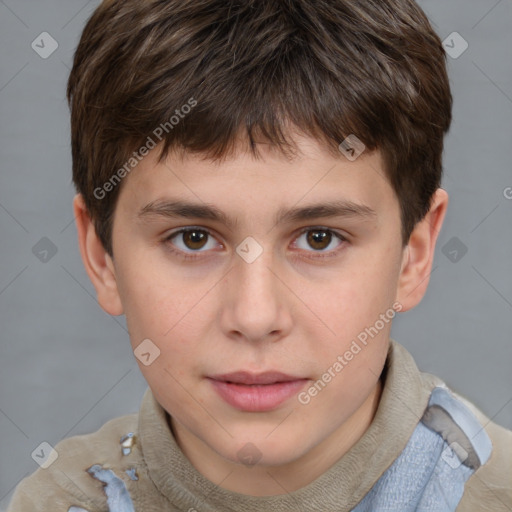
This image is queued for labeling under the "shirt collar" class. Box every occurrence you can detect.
[139,339,434,512]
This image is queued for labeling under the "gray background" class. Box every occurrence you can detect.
[1,0,511,507]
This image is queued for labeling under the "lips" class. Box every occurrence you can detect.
[208,371,304,385]
[207,371,309,412]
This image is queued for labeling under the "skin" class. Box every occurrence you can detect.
[74,131,448,496]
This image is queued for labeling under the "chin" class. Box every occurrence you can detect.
[215,434,307,468]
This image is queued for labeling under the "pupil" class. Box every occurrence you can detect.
[185,230,207,249]
[308,230,331,250]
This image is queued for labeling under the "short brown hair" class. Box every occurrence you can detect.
[67,0,452,256]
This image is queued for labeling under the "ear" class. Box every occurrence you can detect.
[396,188,449,312]
[73,194,124,316]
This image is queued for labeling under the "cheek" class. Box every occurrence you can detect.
[116,254,185,332]
[122,281,208,372]
[311,255,399,358]
[324,267,392,324]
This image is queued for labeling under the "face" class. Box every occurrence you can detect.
[104,133,406,476]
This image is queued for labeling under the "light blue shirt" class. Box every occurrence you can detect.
[73,386,492,512]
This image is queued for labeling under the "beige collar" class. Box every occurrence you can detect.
[139,339,436,511]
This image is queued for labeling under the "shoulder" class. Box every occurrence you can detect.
[7,412,139,512]
[417,369,512,511]
[453,390,512,511]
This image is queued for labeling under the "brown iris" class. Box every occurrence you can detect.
[306,230,332,251]
[182,230,208,250]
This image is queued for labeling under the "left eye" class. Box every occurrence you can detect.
[293,228,345,252]
[166,229,219,253]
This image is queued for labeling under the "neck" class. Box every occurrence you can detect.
[168,377,383,496]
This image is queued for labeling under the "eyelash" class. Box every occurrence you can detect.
[162,226,348,262]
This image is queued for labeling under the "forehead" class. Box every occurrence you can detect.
[116,135,397,227]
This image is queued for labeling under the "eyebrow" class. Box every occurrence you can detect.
[137,198,377,229]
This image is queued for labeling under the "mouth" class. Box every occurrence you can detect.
[207,371,309,412]
[209,370,305,385]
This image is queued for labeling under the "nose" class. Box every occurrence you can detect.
[220,245,293,344]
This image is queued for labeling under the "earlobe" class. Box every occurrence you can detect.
[73,194,124,316]
[396,188,449,312]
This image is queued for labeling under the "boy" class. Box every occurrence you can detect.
[8,0,512,510]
